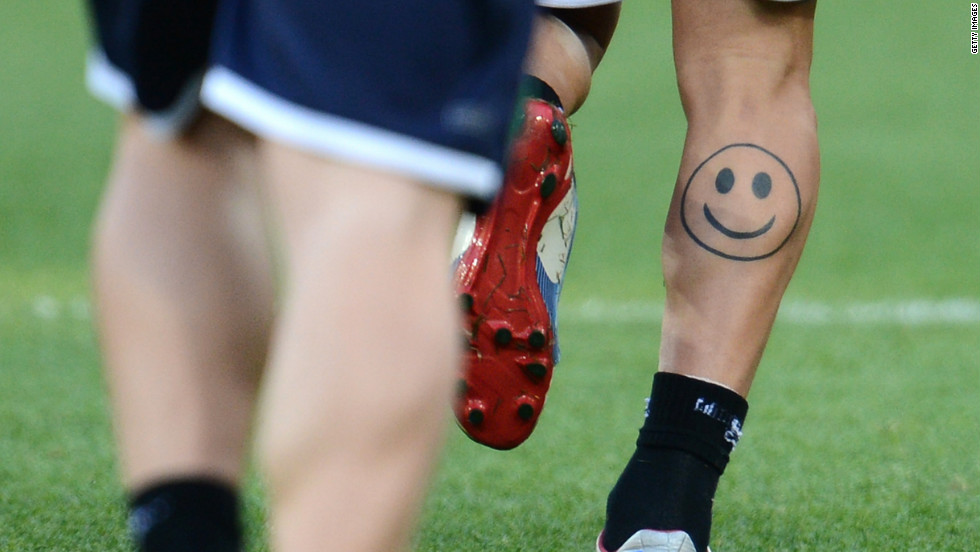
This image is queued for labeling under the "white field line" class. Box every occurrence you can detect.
[564,298,980,326]
[27,295,92,321]
[18,296,980,326]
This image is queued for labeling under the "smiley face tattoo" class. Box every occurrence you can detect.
[680,143,801,261]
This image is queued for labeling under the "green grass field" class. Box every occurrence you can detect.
[1,2,978,551]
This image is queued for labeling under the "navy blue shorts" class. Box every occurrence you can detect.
[87,0,534,200]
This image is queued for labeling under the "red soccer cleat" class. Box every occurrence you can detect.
[453,98,577,450]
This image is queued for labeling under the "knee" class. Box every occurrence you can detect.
[679,57,815,137]
[674,9,817,133]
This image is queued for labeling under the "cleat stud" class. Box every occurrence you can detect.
[551,118,568,146]
[525,363,548,378]
[459,293,474,312]
[517,403,535,421]
[528,330,547,349]
[494,328,513,346]
[467,408,485,425]
[540,173,557,199]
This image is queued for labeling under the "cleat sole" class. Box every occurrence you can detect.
[453,99,574,450]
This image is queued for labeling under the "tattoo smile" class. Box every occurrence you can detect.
[702,204,775,240]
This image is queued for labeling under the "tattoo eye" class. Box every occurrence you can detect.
[752,172,772,199]
[715,168,735,194]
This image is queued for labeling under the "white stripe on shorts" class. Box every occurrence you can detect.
[200,67,503,200]
[85,50,133,112]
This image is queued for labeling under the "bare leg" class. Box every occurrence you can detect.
[601,2,819,550]
[92,112,275,490]
[661,0,819,395]
[255,143,462,552]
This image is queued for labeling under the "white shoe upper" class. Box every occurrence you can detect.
[596,529,708,552]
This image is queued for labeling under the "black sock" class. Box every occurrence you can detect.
[519,74,563,110]
[128,478,242,552]
[602,372,748,552]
